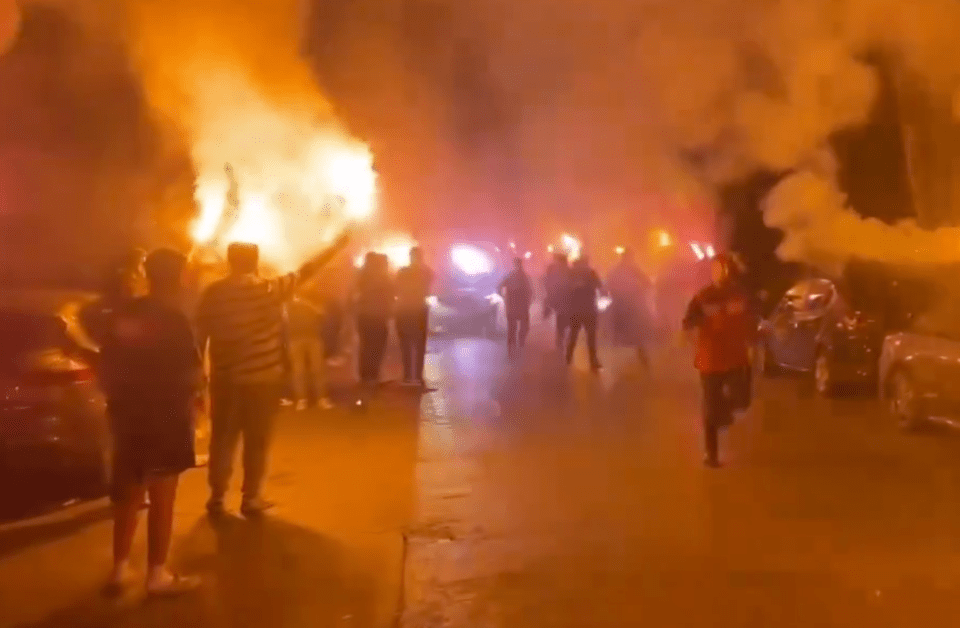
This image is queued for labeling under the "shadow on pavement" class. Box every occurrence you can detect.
[0,502,111,559]
[21,514,377,628]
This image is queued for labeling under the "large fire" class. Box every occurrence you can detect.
[188,79,378,272]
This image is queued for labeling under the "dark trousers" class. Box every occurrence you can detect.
[208,378,283,502]
[397,307,429,381]
[357,315,389,384]
[566,312,599,367]
[506,309,530,355]
[322,302,344,357]
[700,367,752,461]
[555,309,569,350]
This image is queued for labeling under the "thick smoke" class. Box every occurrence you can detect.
[6,0,960,278]
[306,0,960,270]
[118,0,375,271]
[0,0,186,284]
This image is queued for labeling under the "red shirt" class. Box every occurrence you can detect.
[683,283,757,373]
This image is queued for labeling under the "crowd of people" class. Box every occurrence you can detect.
[499,248,759,469]
[78,232,756,596]
[497,249,654,371]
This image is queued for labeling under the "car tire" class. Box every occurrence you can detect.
[888,369,924,431]
[814,349,838,397]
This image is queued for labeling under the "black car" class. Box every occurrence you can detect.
[0,290,111,514]
[756,263,934,396]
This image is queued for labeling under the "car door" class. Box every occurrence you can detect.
[903,310,960,417]
[790,279,835,371]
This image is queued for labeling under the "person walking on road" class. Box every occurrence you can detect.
[499,256,533,357]
[395,247,434,387]
[197,232,350,516]
[542,252,571,350]
[353,252,394,399]
[100,248,202,596]
[565,255,604,371]
[286,294,333,411]
[607,248,654,366]
[682,253,756,468]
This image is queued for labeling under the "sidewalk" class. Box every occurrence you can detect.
[0,377,420,628]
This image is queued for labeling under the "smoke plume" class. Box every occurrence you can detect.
[0,0,186,284]
[305,0,960,270]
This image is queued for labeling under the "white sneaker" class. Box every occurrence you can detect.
[317,397,335,410]
[240,497,275,516]
[295,399,308,412]
[146,568,201,596]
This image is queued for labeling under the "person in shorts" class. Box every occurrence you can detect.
[101,248,203,595]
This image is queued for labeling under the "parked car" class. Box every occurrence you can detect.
[757,261,940,397]
[880,299,960,431]
[0,290,110,509]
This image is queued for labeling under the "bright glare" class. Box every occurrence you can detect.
[547,244,555,254]
[486,293,504,305]
[705,244,717,258]
[615,246,626,255]
[425,295,440,308]
[524,251,533,260]
[451,245,494,276]
[188,72,378,271]
[509,241,517,249]
[355,235,417,270]
[597,296,613,312]
[561,234,582,260]
[656,229,673,247]
[691,242,706,260]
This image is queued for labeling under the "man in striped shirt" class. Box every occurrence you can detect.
[197,232,350,516]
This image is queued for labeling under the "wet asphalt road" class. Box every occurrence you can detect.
[7,326,960,626]
[402,332,960,627]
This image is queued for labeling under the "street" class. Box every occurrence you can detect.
[6,328,960,627]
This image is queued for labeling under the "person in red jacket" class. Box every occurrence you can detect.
[682,253,757,467]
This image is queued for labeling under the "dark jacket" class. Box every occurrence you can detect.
[499,269,533,316]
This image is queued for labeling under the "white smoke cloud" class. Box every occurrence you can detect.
[765,169,960,271]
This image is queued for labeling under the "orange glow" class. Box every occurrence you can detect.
[190,113,378,271]
[561,234,582,260]
[354,234,417,270]
[656,229,673,247]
